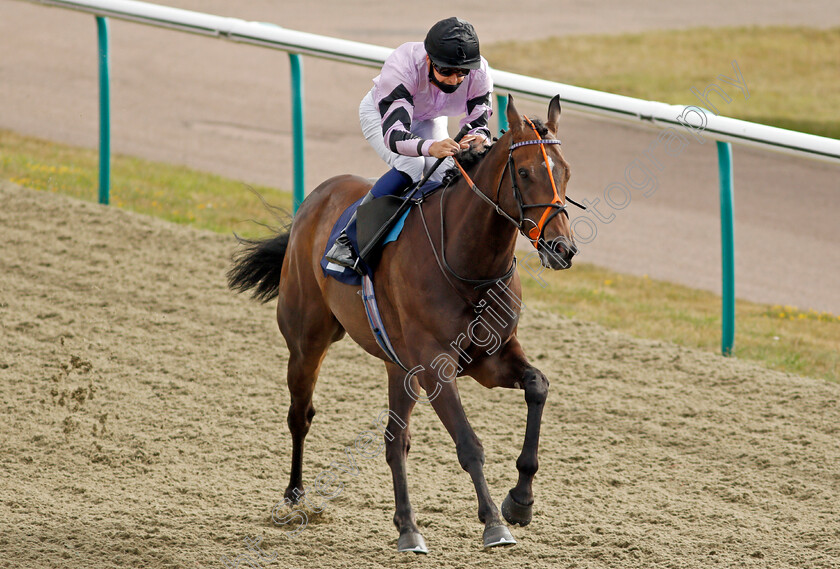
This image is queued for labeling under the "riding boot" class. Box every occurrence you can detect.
[325,168,413,273]
[324,193,372,273]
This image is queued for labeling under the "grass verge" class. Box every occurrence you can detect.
[0,130,292,238]
[484,26,840,139]
[521,266,838,382]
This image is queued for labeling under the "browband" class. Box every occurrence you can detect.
[509,139,562,150]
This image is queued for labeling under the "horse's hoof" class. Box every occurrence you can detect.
[397,531,428,554]
[483,524,516,548]
[501,492,533,527]
[284,486,304,504]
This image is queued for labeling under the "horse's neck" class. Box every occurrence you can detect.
[441,155,518,279]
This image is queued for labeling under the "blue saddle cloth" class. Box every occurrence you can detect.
[320,181,442,285]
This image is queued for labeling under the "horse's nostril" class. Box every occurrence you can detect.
[553,243,570,258]
[547,240,576,269]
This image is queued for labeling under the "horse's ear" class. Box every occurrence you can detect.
[506,94,522,131]
[546,94,562,132]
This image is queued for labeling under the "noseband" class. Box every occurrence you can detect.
[453,117,586,249]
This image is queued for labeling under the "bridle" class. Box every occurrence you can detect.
[416,117,586,311]
[454,116,586,248]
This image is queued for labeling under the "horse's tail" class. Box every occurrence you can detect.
[227,231,290,303]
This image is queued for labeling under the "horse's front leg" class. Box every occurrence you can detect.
[470,337,547,527]
[414,364,517,549]
[383,363,426,553]
[502,365,547,526]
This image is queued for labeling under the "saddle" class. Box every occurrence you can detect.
[320,180,442,285]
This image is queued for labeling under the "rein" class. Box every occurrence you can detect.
[415,117,584,311]
[417,183,516,312]
[455,116,586,248]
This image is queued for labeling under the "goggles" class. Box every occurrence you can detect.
[433,63,470,78]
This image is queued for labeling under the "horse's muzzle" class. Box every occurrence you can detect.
[538,236,576,270]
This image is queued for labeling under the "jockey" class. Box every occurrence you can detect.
[325,16,494,272]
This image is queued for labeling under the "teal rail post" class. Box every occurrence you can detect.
[289,54,305,212]
[96,16,110,205]
[717,141,735,356]
[496,93,508,135]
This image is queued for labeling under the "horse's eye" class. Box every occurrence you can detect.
[518,168,529,179]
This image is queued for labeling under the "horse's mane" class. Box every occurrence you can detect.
[440,139,493,186]
[440,118,551,186]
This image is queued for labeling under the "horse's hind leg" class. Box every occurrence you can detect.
[383,364,426,553]
[278,292,343,503]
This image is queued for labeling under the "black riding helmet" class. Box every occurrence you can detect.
[424,17,481,70]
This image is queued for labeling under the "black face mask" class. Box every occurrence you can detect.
[429,66,462,94]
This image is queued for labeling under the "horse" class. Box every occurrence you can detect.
[228,95,576,552]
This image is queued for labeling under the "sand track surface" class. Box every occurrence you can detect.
[0,182,838,568]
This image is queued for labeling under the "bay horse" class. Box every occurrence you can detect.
[228,95,576,552]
